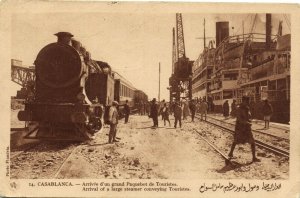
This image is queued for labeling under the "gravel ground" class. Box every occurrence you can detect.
[10,114,289,179]
[10,142,79,179]
[184,117,289,179]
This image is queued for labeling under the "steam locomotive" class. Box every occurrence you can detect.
[18,32,148,141]
[18,32,114,141]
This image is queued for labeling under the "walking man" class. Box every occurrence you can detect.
[124,100,130,124]
[262,99,273,129]
[108,101,119,144]
[150,98,159,127]
[174,102,182,128]
[228,96,260,162]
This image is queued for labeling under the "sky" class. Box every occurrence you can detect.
[11,13,290,99]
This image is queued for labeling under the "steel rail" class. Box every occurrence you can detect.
[197,116,290,158]
[10,142,41,159]
[251,120,290,132]
[208,114,290,132]
[205,115,289,141]
[192,129,233,165]
[54,145,82,178]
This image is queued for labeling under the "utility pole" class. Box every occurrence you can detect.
[242,20,244,41]
[158,62,161,102]
[204,18,206,48]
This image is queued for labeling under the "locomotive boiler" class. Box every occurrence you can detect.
[18,32,110,141]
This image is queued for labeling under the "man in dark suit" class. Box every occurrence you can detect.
[124,100,130,124]
[150,98,159,127]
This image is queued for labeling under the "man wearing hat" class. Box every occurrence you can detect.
[174,101,182,128]
[108,101,119,143]
[124,100,130,124]
[228,96,260,162]
[149,98,159,128]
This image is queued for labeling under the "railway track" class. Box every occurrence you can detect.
[208,114,290,132]
[10,140,82,179]
[53,144,82,178]
[195,116,290,158]
[251,120,290,132]
[206,115,289,141]
[192,129,233,166]
[11,142,41,159]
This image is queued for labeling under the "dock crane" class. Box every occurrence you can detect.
[169,13,193,101]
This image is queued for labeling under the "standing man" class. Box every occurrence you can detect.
[262,99,273,129]
[174,102,182,128]
[223,100,229,118]
[160,100,166,120]
[199,98,208,121]
[182,100,190,120]
[230,100,237,117]
[161,103,171,127]
[228,96,260,163]
[108,101,119,144]
[189,99,196,122]
[124,100,130,124]
[150,98,159,128]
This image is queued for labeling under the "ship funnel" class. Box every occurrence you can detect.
[216,22,229,47]
[266,14,272,49]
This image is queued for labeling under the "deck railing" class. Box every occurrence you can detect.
[216,33,278,52]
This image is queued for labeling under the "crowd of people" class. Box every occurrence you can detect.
[106,96,273,163]
[148,98,209,128]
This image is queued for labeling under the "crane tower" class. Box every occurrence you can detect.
[169,13,193,102]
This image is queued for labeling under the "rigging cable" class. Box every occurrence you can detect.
[250,14,258,34]
[234,14,250,35]
[283,14,291,32]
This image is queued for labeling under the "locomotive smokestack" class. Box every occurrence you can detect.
[54,32,74,45]
[216,22,229,47]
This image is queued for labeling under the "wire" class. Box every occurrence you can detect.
[283,14,291,32]
[248,15,254,33]
[250,14,258,34]
[234,14,250,35]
